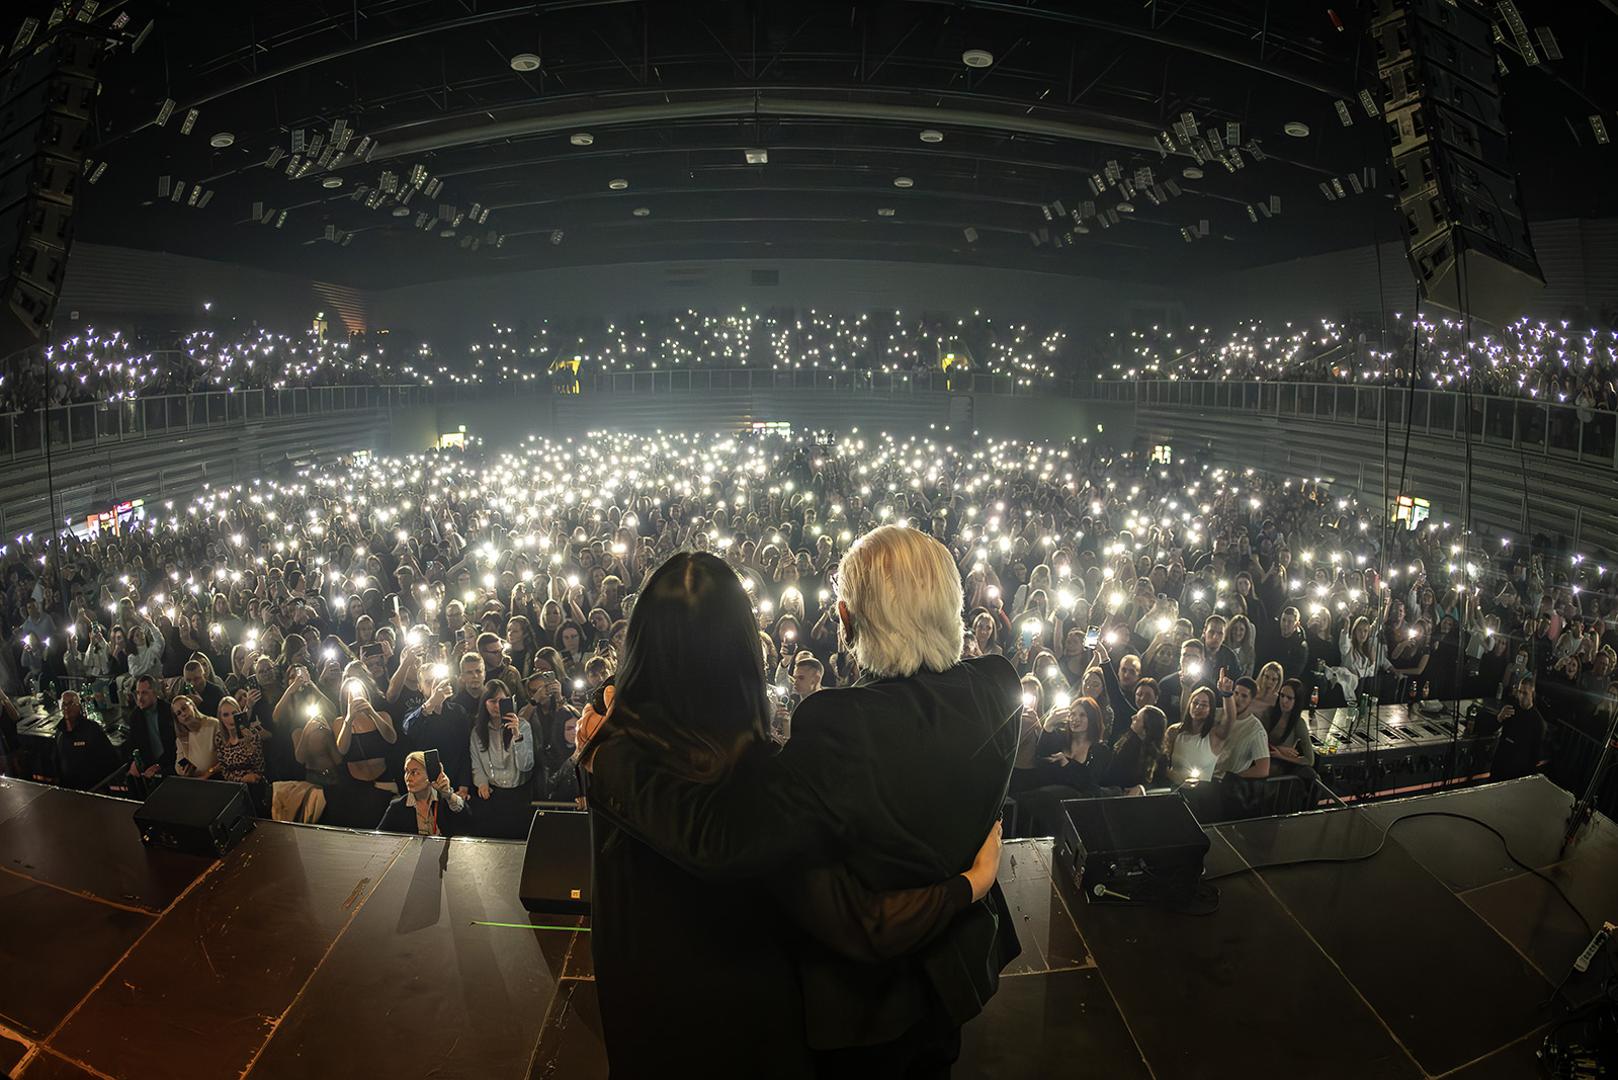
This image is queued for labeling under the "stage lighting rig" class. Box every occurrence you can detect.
[1592,115,1611,145]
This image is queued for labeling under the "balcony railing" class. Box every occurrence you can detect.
[1122,379,1618,470]
[0,385,434,462]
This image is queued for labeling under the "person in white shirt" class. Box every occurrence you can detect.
[171,694,220,778]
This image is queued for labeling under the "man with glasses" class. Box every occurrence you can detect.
[476,632,527,708]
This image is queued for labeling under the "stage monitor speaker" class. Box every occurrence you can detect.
[133,776,256,857]
[1054,794,1210,907]
[1372,0,1543,323]
[0,30,101,361]
[519,807,592,915]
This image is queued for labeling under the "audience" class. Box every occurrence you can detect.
[0,417,1610,838]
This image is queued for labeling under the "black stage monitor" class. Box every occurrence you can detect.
[519,807,592,915]
[133,776,255,857]
[1055,794,1209,908]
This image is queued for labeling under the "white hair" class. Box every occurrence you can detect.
[837,525,964,678]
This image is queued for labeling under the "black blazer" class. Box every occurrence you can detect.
[126,699,177,775]
[376,790,472,837]
[588,654,1023,1050]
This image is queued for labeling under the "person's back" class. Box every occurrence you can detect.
[782,654,1019,1048]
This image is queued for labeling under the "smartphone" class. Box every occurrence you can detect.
[1084,625,1101,648]
[423,748,442,781]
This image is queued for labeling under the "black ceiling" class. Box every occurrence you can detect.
[31,0,1618,287]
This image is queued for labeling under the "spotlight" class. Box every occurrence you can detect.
[893,176,914,188]
[744,149,769,164]
[510,52,541,72]
[1283,120,1310,137]
[961,48,994,68]
[570,132,594,146]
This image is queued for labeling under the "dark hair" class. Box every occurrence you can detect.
[558,620,585,653]
[1133,676,1159,699]
[1269,678,1306,737]
[1234,676,1258,694]
[1073,695,1108,743]
[1111,705,1168,787]
[474,679,514,752]
[582,552,771,783]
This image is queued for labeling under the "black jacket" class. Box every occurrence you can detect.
[588,654,1023,1052]
[127,699,177,775]
[55,716,119,789]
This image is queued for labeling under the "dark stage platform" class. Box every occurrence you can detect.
[1,775,1614,1079]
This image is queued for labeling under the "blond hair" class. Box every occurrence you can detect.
[837,525,964,678]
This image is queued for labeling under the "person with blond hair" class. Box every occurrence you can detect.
[588,525,1023,1076]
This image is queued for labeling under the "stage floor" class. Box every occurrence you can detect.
[0,776,1613,1078]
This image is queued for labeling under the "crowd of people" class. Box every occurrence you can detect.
[6,306,1618,416]
[1119,313,1618,410]
[0,323,403,412]
[1,425,1612,832]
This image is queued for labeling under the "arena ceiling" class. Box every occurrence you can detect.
[41,0,1618,286]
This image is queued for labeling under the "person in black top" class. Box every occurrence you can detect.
[586,530,1020,1078]
[378,750,472,837]
[1102,705,1171,793]
[400,662,473,798]
[581,547,1005,1079]
[54,691,119,789]
[1491,676,1546,782]
[125,674,176,780]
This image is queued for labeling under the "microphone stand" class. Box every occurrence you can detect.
[1559,704,1618,860]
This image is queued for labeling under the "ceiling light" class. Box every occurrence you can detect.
[876,207,896,217]
[1116,201,1135,213]
[510,53,541,72]
[208,132,234,149]
[321,177,343,189]
[569,132,594,146]
[962,49,994,68]
[632,206,651,217]
[893,176,914,188]
[1182,166,1203,179]
[745,148,769,164]
[392,206,411,217]
[1283,121,1310,138]
[919,129,944,143]
[608,178,629,190]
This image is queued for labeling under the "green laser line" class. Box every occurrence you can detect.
[470,920,590,932]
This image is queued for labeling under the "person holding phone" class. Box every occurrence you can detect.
[468,679,535,839]
[378,750,471,837]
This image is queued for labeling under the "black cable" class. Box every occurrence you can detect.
[1205,807,1596,941]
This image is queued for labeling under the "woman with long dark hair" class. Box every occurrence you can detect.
[582,551,1002,1079]
[1265,679,1315,775]
[468,678,535,839]
[1102,705,1170,794]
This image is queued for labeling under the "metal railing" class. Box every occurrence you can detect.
[1120,379,1618,470]
[565,368,1069,396]
[0,385,434,462]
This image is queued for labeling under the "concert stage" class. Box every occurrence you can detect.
[1,775,1613,1079]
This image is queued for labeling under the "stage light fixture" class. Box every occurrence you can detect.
[1163,179,1182,197]
[1591,115,1611,145]
[570,132,594,146]
[355,136,374,159]
[1181,166,1202,180]
[11,17,37,52]
[1051,199,1066,217]
[1358,89,1380,117]
[88,161,106,183]
[157,174,171,198]
[1334,100,1354,126]
[415,212,430,228]
[392,206,411,217]
[275,210,287,228]
[919,129,943,143]
[1330,177,1347,198]
[1074,222,1089,234]
[893,176,914,188]
[962,48,993,67]
[260,206,276,224]
[962,226,978,242]
[1269,194,1281,215]
[180,108,198,135]
[1319,180,1336,201]
[292,128,306,152]
[1225,121,1240,146]
[1115,202,1134,213]
[439,228,456,238]
[1347,172,1363,194]
[1534,25,1562,60]
[1496,2,1538,64]
[332,118,348,144]
[171,180,185,203]
[155,98,175,126]
[1256,202,1271,219]
[632,206,651,217]
[322,176,343,189]
[1283,120,1309,137]
[307,133,324,158]
[265,147,285,169]
[1247,141,1266,162]
[877,207,896,217]
[1040,204,1053,221]
[510,52,541,72]
[744,149,768,164]
[550,229,564,245]
[1246,204,1258,222]
[1229,149,1245,169]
